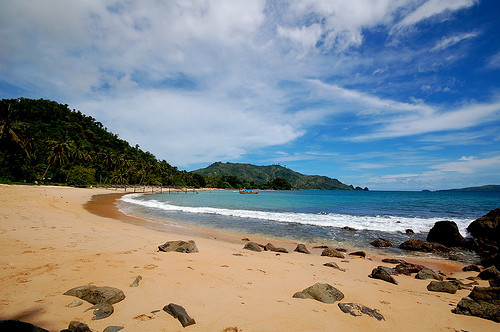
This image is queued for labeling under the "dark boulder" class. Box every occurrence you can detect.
[321,247,345,259]
[490,276,500,287]
[292,283,344,303]
[349,251,366,258]
[0,320,49,332]
[478,266,500,280]
[163,303,196,327]
[85,303,114,320]
[343,226,357,231]
[294,243,311,254]
[381,258,405,264]
[264,243,289,253]
[467,208,500,243]
[243,241,262,252]
[426,220,466,247]
[415,269,444,281]
[370,238,394,248]
[395,262,426,275]
[462,265,481,272]
[158,240,198,253]
[369,267,398,285]
[453,286,500,322]
[338,303,385,321]
[68,321,92,332]
[427,281,458,294]
[405,229,414,235]
[400,239,451,253]
[64,285,125,305]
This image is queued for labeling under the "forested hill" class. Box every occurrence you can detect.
[437,185,500,192]
[0,98,203,187]
[193,162,360,190]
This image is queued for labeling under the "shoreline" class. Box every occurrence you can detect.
[0,184,496,331]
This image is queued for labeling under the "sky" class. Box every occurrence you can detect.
[1,0,500,190]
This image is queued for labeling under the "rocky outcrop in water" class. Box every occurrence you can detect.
[426,220,466,247]
[293,283,344,303]
[466,209,500,269]
[399,239,451,253]
[370,238,394,247]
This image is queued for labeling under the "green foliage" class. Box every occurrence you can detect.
[0,98,187,187]
[262,177,292,190]
[66,166,96,187]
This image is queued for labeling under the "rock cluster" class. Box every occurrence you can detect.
[158,240,199,253]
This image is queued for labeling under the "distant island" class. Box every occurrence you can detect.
[437,185,500,192]
[193,162,367,191]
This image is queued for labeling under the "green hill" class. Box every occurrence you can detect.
[193,162,358,190]
[437,185,500,192]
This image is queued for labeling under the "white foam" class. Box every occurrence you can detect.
[119,194,472,236]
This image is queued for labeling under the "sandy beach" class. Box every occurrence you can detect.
[0,185,496,331]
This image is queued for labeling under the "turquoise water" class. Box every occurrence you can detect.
[117,190,500,259]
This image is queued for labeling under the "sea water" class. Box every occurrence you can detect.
[117,190,500,260]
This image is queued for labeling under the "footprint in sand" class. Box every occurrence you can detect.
[143,264,158,270]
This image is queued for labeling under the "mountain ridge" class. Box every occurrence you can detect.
[193,162,363,190]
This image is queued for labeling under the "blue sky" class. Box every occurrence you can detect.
[1,0,500,190]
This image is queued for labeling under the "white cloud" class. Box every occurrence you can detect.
[430,31,480,52]
[486,51,500,69]
[392,0,477,32]
[431,155,500,174]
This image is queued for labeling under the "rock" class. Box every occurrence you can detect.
[462,265,481,272]
[103,327,124,332]
[482,252,500,270]
[400,239,451,253]
[130,275,142,287]
[381,258,405,264]
[370,238,394,248]
[294,243,310,254]
[490,276,500,287]
[369,267,398,285]
[243,241,262,252]
[85,303,114,320]
[321,247,345,259]
[415,269,444,281]
[0,320,49,332]
[158,240,198,253]
[264,243,288,253]
[163,303,196,327]
[426,220,467,247]
[323,262,346,272]
[405,229,414,235]
[478,266,500,280]
[292,283,344,303]
[68,321,92,332]
[66,299,83,307]
[338,303,385,321]
[64,285,125,305]
[467,208,500,243]
[349,251,366,258]
[453,286,500,322]
[343,226,357,231]
[427,281,458,294]
[395,262,426,275]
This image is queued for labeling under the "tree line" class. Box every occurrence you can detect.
[0,98,291,190]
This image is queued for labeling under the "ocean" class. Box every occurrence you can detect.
[117,189,500,261]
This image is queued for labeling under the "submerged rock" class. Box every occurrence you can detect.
[370,238,394,248]
[338,303,385,321]
[158,240,199,253]
[64,285,125,305]
[453,286,500,322]
[293,283,344,303]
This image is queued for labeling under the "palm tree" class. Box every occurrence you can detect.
[0,103,29,156]
[42,139,75,180]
